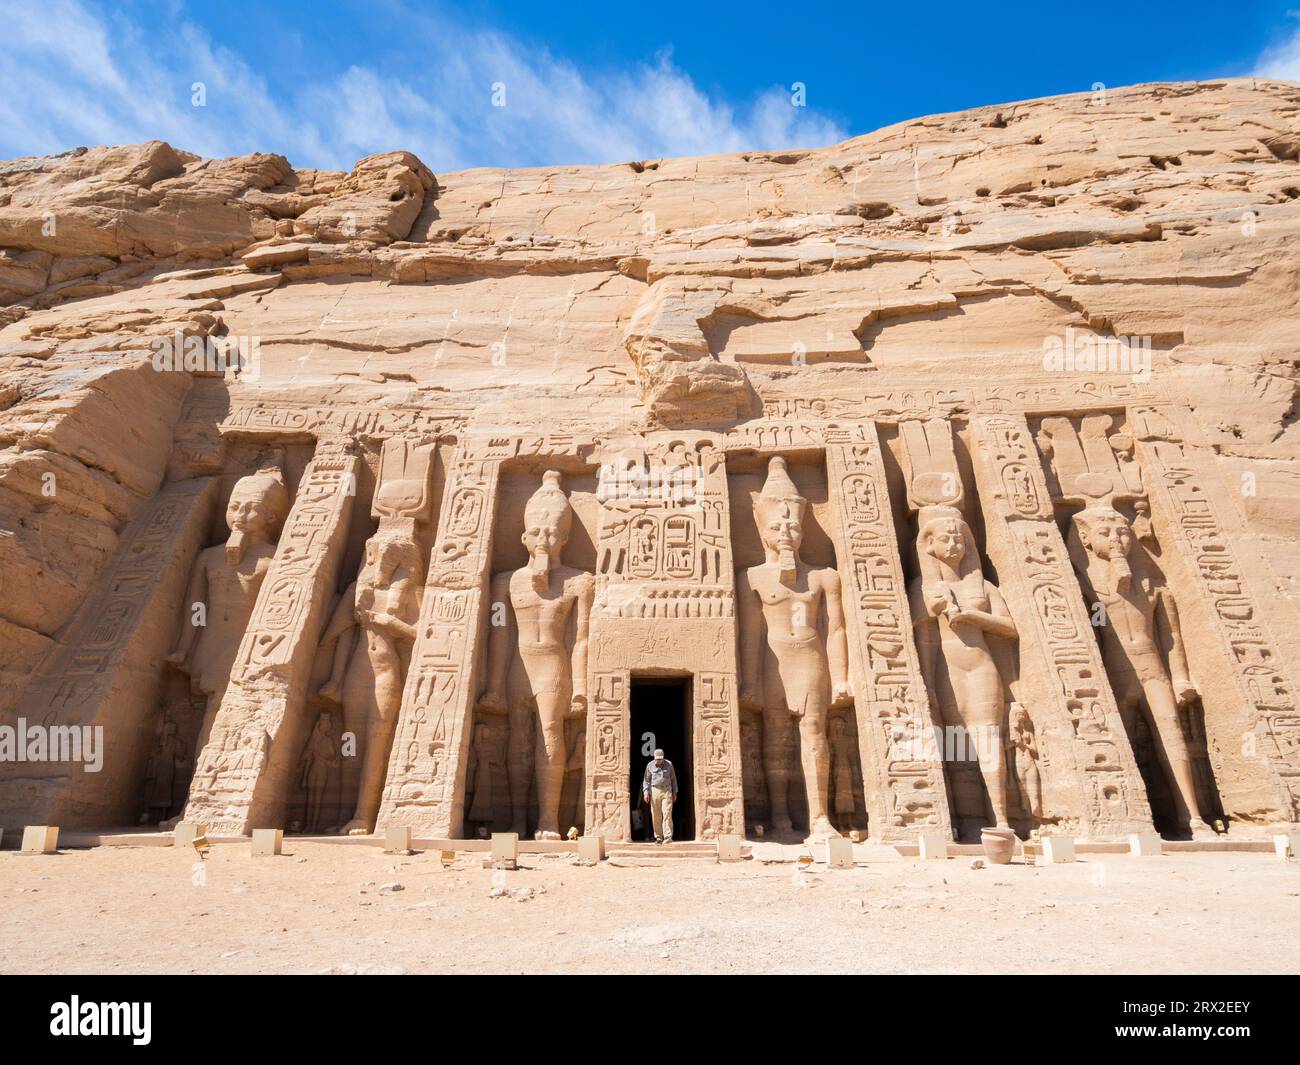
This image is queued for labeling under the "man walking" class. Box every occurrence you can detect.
[641,748,678,844]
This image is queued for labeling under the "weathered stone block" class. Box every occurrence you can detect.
[1041,836,1076,864]
[716,834,742,862]
[251,828,282,857]
[1129,832,1162,857]
[21,825,58,854]
[918,830,947,860]
[826,836,853,869]
[384,825,413,853]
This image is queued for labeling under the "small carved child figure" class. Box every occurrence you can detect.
[298,709,341,834]
[1007,703,1042,823]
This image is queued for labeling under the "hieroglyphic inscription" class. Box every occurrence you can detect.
[184,442,359,833]
[695,671,742,838]
[973,413,1152,835]
[1,478,217,826]
[825,429,952,840]
[585,670,630,838]
[375,441,506,835]
[1133,410,1300,822]
[586,433,743,839]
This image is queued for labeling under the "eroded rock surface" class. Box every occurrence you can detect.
[1,78,1297,843]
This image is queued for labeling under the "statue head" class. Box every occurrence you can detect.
[755,456,806,582]
[1010,703,1032,732]
[356,525,424,615]
[522,470,572,587]
[225,467,289,562]
[1073,505,1135,590]
[361,526,423,586]
[918,506,972,569]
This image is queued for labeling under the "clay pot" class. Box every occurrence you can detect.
[980,827,1017,865]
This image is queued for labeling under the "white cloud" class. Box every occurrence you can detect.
[0,1,848,172]
[1254,22,1300,80]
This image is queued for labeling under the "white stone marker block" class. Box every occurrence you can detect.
[1041,836,1076,864]
[384,825,412,853]
[826,836,853,869]
[1274,833,1300,860]
[918,829,947,860]
[173,822,206,848]
[491,832,519,861]
[577,834,605,861]
[251,828,282,857]
[716,834,743,862]
[1129,832,1162,857]
[21,826,58,854]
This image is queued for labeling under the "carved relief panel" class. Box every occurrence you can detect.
[972,413,1152,837]
[825,427,954,841]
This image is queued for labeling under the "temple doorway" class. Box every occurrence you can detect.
[628,677,693,841]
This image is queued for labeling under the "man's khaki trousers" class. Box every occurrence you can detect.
[650,785,674,842]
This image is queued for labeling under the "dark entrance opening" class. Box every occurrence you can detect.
[629,677,693,841]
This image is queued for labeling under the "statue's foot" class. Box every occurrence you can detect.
[342,819,373,836]
[535,829,562,841]
[806,817,841,843]
[1189,817,1217,839]
[771,817,795,839]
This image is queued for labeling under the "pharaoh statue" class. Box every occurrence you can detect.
[908,506,1018,830]
[1068,505,1210,834]
[167,463,288,760]
[738,456,852,841]
[480,471,595,840]
[318,523,425,834]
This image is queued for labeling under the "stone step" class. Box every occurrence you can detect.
[606,842,750,860]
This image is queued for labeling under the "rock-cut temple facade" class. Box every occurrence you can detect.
[1,79,1299,845]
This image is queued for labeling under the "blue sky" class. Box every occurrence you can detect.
[3,0,1300,172]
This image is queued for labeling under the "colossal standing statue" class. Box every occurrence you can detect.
[167,465,288,760]
[909,507,1018,830]
[318,525,424,834]
[1069,505,1210,834]
[480,471,595,840]
[738,457,852,841]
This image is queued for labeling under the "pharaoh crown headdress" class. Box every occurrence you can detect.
[755,456,805,522]
[524,470,572,533]
[230,456,289,525]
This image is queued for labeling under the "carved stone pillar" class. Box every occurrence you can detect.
[0,477,217,828]
[375,442,504,836]
[586,670,631,840]
[825,428,953,841]
[183,440,360,834]
[1132,407,1300,828]
[971,413,1152,836]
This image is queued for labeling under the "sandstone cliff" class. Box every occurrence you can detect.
[1,79,1297,820]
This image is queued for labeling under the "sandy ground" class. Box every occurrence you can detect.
[1,841,1297,974]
